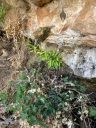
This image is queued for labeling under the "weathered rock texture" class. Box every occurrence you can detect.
[4,0,96,78]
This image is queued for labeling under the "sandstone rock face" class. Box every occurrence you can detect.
[72,0,96,35]
[4,0,96,78]
[5,0,53,8]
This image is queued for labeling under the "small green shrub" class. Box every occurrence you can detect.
[7,70,56,127]
[0,4,6,23]
[89,106,96,119]
[28,44,63,69]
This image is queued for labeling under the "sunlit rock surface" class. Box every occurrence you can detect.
[4,0,96,78]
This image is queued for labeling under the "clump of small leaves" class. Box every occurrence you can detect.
[0,4,6,23]
[7,70,56,127]
[89,106,96,119]
[28,44,63,69]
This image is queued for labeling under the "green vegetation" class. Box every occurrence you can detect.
[0,4,6,23]
[89,106,96,119]
[28,44,63,69]
[0,92,8,104]
[0,65,95,127]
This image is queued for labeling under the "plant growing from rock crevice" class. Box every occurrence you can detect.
[28,44,63,69]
